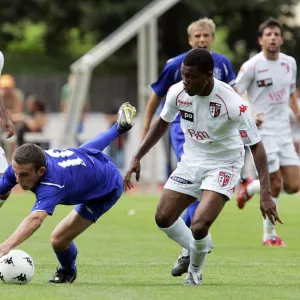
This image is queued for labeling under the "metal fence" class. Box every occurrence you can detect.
[13,75,138,113]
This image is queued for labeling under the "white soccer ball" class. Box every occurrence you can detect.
[0,250,35,284]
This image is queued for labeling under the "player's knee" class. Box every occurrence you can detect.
[270,178,282,195]
[155,210,175,228]
[50,233,69,251]
[283,182,300,194]
[0,192,10,200]
[191,217,212,240]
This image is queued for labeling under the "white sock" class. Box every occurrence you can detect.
[158,218,192,250]
[246,179,260,196]
[263,197,278,240]
[188,233,211,274]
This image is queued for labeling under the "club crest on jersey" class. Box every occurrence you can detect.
[209,102,221,118]
[218,171,231,187]
[257,78,273,87]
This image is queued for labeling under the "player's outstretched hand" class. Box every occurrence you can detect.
[0,242,12,258]
[260,195,284,225]
[123,158,141,191]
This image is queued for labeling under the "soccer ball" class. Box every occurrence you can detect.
[0,250,35,284]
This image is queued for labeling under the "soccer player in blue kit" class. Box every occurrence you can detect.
[0,102,136,284]
[141,18,236,276]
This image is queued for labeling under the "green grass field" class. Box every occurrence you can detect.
[1,192,300,300]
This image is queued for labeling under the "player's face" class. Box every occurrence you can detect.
[258,26,283,54]
[188,26,214,51]
[181,64,212,96]
[12,161,46,190]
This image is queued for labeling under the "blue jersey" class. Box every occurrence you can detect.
[0,148,122,215]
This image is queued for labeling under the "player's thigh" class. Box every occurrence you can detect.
[192,190,227,233]
[52,188,122,244]
[51,209,94,245]
[155,188,197,227]
[280,165,300,193]
[269,170,282,197]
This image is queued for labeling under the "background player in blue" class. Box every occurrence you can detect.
[141,18,236,276]
[0,102,136,284]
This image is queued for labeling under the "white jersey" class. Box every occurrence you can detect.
[236,52,296,136]
[160,79,261,161]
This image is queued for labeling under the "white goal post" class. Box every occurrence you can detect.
[59,0,182,191]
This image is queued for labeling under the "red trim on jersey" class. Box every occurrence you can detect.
[215,94,231,120]
[175,89,185,107]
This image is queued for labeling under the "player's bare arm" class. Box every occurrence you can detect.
[0,211,48,257]
[141,92,162,140]
[249,141,283,225]
[124,116,169,190]
[0,94,15,138]
[0,191,10,203]
[289,92,300,122]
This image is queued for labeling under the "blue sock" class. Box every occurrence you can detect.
[79,123,120,152]
[182,200,200,227]
[55,241,78,273]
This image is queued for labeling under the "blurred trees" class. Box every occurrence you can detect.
[1,0,300,74]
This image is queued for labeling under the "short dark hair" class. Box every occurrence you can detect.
[13,143,46,170]
[183,48,214,73]
[258,18,282,37]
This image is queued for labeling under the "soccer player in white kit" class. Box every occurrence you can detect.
[235,18,300,247]
[124,49,282,285]
[0,51,16,206]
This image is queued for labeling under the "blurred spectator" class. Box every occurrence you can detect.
[0,74,24,118]
[11,95,48,148]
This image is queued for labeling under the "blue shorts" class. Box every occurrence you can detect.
[170,120,184,162]
[75,182,123,222]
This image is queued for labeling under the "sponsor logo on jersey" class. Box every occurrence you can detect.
[188,129,210,141]
[257,69,269,73]
[268,88,286,102]
[209,102,221,118]
[178,99,192,105]
[257,78,273,87]
[180,110,194,122]
[218,171,231,187]
[170,176,193,185]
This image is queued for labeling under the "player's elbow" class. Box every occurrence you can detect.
[0,191,10,201]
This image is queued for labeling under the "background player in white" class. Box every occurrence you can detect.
[235,18,300,247]
[124,49,282,285]
[0,52,16,206]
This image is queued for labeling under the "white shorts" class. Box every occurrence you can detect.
[164,156,244,200]
[261,135,299,173]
